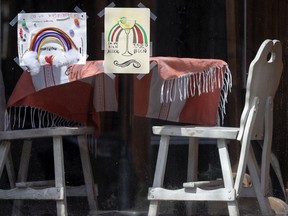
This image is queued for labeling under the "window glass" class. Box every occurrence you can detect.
[1,1,287,215]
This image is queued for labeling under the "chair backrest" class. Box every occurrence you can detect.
[238,39,283,141]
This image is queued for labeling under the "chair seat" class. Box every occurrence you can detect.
[0,126,94,140]
[153,125,239,139]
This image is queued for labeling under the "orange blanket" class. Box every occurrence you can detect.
[135,57,231,125]
[6,57,231,133]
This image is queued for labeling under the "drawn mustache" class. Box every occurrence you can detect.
[113,59,141,68]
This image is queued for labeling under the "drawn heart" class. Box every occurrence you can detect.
[45,55,53,65]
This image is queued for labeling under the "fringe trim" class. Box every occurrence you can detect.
[4,106,82,131]
[219,66,232,125]
[4,106,99,158]
[160,65,232,125]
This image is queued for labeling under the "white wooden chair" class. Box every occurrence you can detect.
[0,97,98,214]
[147,39,284,216]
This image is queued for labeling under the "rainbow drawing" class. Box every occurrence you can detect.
[29,27,78,56]
[108,22,148,45]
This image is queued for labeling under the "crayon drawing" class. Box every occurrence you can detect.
[17,12,86,75]
[104,8,150,74]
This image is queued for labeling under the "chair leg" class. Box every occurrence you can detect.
[12,140,32,216]
[186,137,199,216]
[0,141,11,178]
[6,151,16,188]
[247,146,273,215]
[187,137,199,182]
[77,135,98,214]
[53,136,68,216]
[0,141,15,187]
[217,139,239,216]
[148,135,170,216]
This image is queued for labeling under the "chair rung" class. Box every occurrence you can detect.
[148,187,236,201]
[66,184,97,197]
[66,185,87,197]
[16,180,55,188]
[0,187,64,200]
[183,179,223,189]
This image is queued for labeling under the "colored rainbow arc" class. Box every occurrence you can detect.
[108,23,148,45]
[29,27,78,56]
